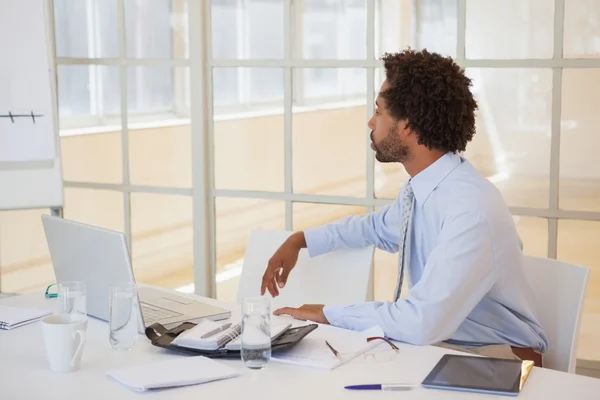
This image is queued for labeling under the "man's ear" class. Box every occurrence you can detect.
[397,119,411,139]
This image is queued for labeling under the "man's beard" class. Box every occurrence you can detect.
[370,126,410,163]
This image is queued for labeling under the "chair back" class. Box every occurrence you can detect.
[237,230,374,311]
[522,255,589,373]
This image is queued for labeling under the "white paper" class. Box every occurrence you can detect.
[271,324,385,370]
[0,0,55,163]
[107,356,239,392]
[0,305,51,330]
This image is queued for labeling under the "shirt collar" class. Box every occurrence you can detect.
[408,152,463,207]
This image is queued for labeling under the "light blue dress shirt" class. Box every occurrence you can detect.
[304,152,549,352]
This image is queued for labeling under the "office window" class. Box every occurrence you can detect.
[54,0,188,130]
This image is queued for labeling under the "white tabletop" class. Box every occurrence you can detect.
[2,292,600,400]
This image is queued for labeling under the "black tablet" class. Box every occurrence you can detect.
[421,354,529,397]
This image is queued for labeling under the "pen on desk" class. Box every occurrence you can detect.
[201,322,232,338]
[344,384,414,391]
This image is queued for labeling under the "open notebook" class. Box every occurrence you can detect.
[173,319,291,351]
[271,324,385,370]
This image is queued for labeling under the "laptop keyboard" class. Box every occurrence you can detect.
[141,302,182,324]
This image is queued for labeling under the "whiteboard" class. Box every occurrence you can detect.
[0,0,63,210]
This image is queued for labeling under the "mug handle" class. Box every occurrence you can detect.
[71,329,86,368]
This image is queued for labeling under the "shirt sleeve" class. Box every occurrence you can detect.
[303,199,402,258]
[322,211,497,346]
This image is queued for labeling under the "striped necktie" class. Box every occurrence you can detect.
[393,182,414,301]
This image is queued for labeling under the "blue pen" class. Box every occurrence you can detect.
[344,384,414,391]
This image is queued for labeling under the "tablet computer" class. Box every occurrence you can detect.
[421,354,532,396]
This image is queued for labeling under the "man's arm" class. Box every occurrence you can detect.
[261,195,405,297]
[320,212,497,345]
[304,199,402,258]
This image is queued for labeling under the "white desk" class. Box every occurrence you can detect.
[2,292,600,400]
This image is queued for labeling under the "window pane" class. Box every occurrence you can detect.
[513,216,548,258]
[293,69,367,197]
[125,0,188,58]
[213,67,284,113]
[57,65,121,128]
[214,68,284,192]
[299,0,366,60]
[211,0,284,59]
[64,188,124,232]
[375,163,409,199]
[215,198,286,302]
[374,248,402,301]
[128,67,191,188]
[558,220,600,361]
[61,133,122,184]
[376,0,458,58]
[292,203,367,232]
[0,209,52,293]
[131,194,193,289]
[129,125,191,188]
[213,68,240,110]
[465,69,552,208]
[564,0,600,59]
[127,66,174,117]
[560,69,600,212]
[298,68,366,102]
[465,0,554,59]
[418,0,458,58]
[54,0,118,58]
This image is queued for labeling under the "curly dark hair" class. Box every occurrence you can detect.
[380,49,477,153]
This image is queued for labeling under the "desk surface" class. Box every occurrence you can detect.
[2,292,600,400]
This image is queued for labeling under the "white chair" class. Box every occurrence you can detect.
[522,255,590,373]
[236,230,375,311]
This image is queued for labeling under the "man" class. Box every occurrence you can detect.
[260,49,548,363]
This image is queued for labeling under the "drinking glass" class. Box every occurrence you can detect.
[241,296,271,369]
[108,282,138,350]
[57,281,87,319]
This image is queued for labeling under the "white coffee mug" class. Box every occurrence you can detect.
[41,314,87,373]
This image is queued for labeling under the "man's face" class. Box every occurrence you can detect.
[367,80,410,163]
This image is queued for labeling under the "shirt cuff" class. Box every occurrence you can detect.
[323,305,345,327]
[303,227,331,257]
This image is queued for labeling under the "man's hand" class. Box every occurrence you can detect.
[261,232,306,297]
[273,304,329,324]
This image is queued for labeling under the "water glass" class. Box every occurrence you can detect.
[241,296,271,369]
[57,281,87,318]
[109,282,138,351]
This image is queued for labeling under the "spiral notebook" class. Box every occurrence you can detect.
[173,319,291,351]
[0,305,51,330]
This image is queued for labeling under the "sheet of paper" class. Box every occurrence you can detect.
[271,324,384,370]
[0,0,55,163]
[107,356,239,392]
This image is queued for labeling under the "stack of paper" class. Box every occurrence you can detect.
[0,305,51,330]
[107,356,239,392]
[271,324,385,370]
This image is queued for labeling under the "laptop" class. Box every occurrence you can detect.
[41,215,231,331]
